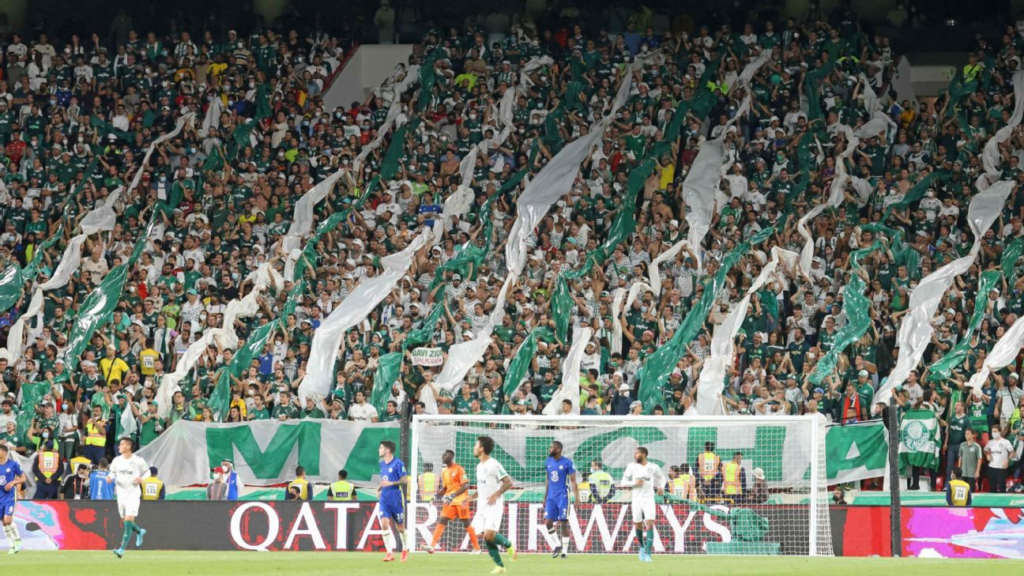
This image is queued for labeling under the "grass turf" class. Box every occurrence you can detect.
[0,551,1014,574]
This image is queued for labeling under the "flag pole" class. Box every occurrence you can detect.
[886,397,902,557]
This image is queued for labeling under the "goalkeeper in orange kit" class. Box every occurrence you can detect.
[421,449,480,553]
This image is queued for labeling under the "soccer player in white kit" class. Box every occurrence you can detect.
[107,437,151,558]
[468,436,517,574]
[619,446,665,562]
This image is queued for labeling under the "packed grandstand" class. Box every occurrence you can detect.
[0,2,1020,499]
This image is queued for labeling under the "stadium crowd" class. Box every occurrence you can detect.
[0,3,1020,493]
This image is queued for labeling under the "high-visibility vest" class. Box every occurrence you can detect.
[963,63,981,83]
[949,479,971,506]
[672,474,694,499]
[289,477,310,500]
[37,451,61,480]
[85,422,106,447]
[698,452,720,482]
[589,470,613,499]
[141,477,163,500]
[69,456,92,475]
[722,462,742,495]
[330,480,354,501]
[578,481,592,502]
[419,472,436,497]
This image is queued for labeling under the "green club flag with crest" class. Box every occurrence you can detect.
[825,422,888,483]
[898,408,940,474]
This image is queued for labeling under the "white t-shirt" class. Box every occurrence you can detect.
[475,457,509,503]
[109,454,150,498]
[986,437,1014,469]
[349,403,378,421]
[620,461,665,501]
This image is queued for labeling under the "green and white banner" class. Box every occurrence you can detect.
[414,419,829,488]
[137,420,399,487]
[825,422,887,483]
[898,409,941,474]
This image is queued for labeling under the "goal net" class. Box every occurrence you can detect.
[408,415,832,556]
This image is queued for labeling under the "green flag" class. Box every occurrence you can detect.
[502,328,553,410]
[808,240,882,385]
[0,264,23,314]
[637,227,774,411]
[898,408,940,474]
[208,369,233,421]
[825,422,888,483]
[372,352,403,415]
[927,269,1001,381]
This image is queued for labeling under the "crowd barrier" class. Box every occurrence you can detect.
[3,501,1020,558]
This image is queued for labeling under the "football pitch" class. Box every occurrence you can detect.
[0,551,1013,574]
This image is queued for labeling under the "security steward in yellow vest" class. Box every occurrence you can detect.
[588,460,616,503]
[672,463,698,501]
[69,455,92,477]
[418,463,437,502]
[721,451,746,500]
[328,469,355,501]
[963,53,982,83]
[141,466,166,500]
[33,441,64,499]
[697,442,721,496]
[946,467,972,507]
[287,466,310,500]
[84,406,107,464]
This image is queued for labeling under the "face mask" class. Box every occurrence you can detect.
[992,431,1001,440]
[62,403,69,410]
[42,432,50,439]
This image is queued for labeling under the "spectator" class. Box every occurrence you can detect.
[60,463,90,500]
[207,467,228,501]
[985,429,1014,493]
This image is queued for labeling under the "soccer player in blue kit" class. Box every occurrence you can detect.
[0,444,26,554]
[377,440,410,562]
[543,440,580,558]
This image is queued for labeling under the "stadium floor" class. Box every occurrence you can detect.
[0,551,1012,574]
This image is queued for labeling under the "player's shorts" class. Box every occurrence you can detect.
[544,494,569,522]
[0,494,15,519]
[471,502,504,533]
[630,497,656,523]
[441,502,471,520]
[117,495,141,519]
[378,492,406,525]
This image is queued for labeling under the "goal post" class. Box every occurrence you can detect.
[408,414,833,556]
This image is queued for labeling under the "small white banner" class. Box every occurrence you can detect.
[411,347,444,366]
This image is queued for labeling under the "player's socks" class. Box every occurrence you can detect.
[492,533,512,549]
[560,534,570,554]
[466,526,480,550]
[645,528,655,556]
[398,529,408,550]
[120,524,134,551]
[382,529,396,553]
[430,524,445,547]
[547,526,560,553]
[635,528,645,549]
[486,540,504,567]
